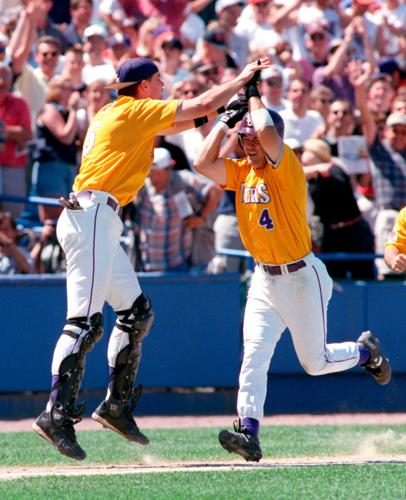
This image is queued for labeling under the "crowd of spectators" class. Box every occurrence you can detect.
[0,0,405,279]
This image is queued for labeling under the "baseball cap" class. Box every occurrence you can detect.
[151,148,175,169]
[386,113,406,128]
[249,0,270,4]
[108,33,130,47]
[238,109,284,139]
[261,65,283,81]
[215,0,244,15]
[105,57,159,90]
[84,24,107,40]
[203,28,227,48]
[354,0,375,5]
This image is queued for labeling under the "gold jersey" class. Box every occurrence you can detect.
[386,206,406,254]
[73,96,179,206]
[224,145,312,264]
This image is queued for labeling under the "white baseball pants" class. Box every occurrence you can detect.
[51,190,142,375]
[237,252,360,421]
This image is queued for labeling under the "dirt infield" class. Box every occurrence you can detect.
[2,414,406,479]
[1,413,406,433]
[2,455,406,480]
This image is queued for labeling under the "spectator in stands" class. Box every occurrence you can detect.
[62,0,93,47]
[30,218,65,273]
[392,95,406,115]
[302,138,376,280]
[215,0,249,68]
[312,18,377,106]
[315,98,360,156]
[133,148,222,272]
[310,84,334,123]
[76,77,112,142]
[0,64,32,219]
[259,64,287,113]
[29,0,68,53]
[32,76,80,223]
[366,73,396,119]
[155,33,190,95]
[11,29,62,130]
[193,26,239,72]
[107,32,132,69]
[0,211,32,274]
[375,0,406,59]
[61,45,85,88]
[81,24,116,86]
[236,0,281,56]
[298,21,331,83]
[280,78,324,144]
[350,60,406,280]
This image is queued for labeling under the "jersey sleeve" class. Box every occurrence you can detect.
[130,98,179,135]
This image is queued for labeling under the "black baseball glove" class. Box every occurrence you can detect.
[220,96,248,129]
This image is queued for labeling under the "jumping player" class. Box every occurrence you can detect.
[194,73,392,462]
[32,56,272,460]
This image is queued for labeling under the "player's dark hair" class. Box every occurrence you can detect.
[117,83,139,97]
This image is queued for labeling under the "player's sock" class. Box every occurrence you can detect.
[241,417,259,437]
[358,345,370,366]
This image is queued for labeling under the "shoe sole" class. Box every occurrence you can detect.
[218,430,262,462]
[366,357,392,385]
[91,412,150,445]
[358,332,392,385]
[32,421,86,461]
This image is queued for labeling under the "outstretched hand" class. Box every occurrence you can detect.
[240,57,271,85]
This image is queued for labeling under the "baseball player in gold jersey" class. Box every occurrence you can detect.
[195,73,392,462]
[384,207,406,274]
[32,57,273,460]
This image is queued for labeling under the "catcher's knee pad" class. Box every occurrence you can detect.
[115,294,154,342]
[53,313,103,414]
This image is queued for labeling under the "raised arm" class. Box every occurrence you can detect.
[348,60,377,147]
[194,100,248,185]
[9,2,39,75]
[174,58,271,123]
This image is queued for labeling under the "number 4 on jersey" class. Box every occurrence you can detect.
[259,208,274,230]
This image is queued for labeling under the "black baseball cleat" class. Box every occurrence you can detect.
[32,407,86,460]
[92,397,149,445]
[357,330,392,385]
[218,419,262,462]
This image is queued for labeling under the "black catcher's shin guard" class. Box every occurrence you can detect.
[109,293,154,404]
[51,312,103,418]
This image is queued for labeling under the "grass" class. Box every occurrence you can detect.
[1,424,406,499]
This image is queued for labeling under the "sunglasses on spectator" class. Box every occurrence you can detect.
[331,108,352,116]
[310,33,325,42]
[318,98,333,104]
[266,79,282,88]
[254,2,269,7]
[40,51,59,57]
[201,68,219,76]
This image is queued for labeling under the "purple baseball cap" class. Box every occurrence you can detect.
[105,57,159,90]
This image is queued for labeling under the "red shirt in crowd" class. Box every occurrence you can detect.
[0,94,31,168]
